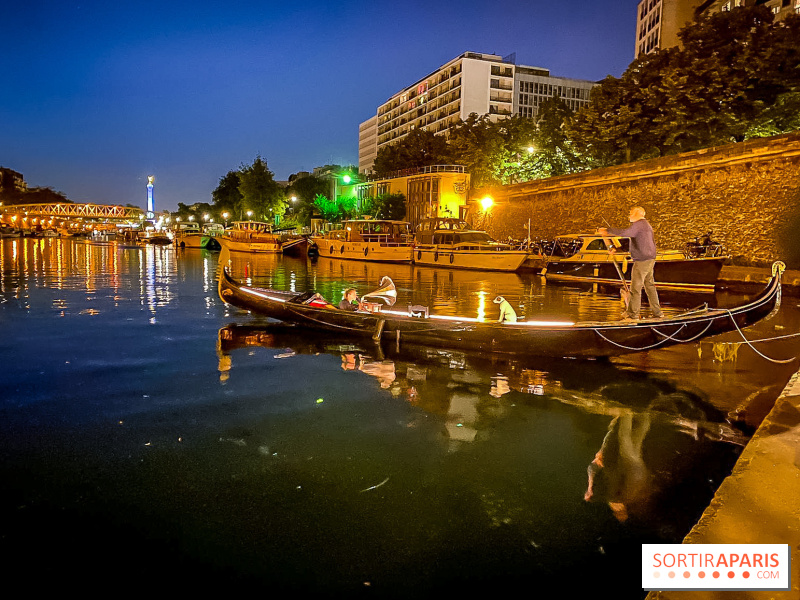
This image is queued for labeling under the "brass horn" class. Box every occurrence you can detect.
[362,276,397,306]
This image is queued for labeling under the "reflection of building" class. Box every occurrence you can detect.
[358,52,597,174]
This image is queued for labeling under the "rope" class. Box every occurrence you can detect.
[593,325,688,351]
[723,309,797,364]
[652,319,714,343]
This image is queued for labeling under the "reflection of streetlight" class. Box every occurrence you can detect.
[222,212,229,227]
[203,213,210,222]
[247,210,253,220]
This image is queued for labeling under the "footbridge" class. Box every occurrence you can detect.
[1,203,145,221]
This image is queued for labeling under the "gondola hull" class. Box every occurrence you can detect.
[218,259,785,358]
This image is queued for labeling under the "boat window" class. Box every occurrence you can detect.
[434,233,454,244]
[456,232,492,243]
[586,239,608,251]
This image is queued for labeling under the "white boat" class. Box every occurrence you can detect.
[311,219,414,263]
[218,221,282,253]
[413,218,528,271]
[174,222,223,250]
[540,234,727,292]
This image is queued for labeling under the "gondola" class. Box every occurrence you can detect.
[217,248,785,358]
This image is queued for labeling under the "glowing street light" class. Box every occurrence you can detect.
[480,196,494,211]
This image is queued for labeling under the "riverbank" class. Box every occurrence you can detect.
[718,264,800,296]
[645,365,800,600]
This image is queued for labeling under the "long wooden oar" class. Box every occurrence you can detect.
[600,219,631,309]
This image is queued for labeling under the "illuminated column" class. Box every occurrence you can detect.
[146,175,155,219]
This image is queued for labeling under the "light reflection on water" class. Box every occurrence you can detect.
[1,237,799,596]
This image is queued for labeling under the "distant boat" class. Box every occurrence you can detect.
[174,222,223,250]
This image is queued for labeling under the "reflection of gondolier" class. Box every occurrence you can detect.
[584,411,652,522]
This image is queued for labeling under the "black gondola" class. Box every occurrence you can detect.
[217,249,785,359]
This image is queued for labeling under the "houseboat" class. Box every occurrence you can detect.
[310,220,414,263]
[218,221,282,253]
[413,218,528,271]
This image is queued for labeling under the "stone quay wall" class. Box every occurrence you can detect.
[475,132,800,268]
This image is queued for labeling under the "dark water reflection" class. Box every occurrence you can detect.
[2,238,799,596]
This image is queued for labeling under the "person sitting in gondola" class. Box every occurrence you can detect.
[339,288,364,311]
[493,296,517,323]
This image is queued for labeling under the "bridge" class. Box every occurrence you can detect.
[1,202,145,221]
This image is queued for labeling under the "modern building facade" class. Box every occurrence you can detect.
[636,0,800,58]
[358,52,597,175]
[339,165,470,227]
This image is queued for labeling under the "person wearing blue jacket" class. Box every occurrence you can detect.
[598,207,663,321]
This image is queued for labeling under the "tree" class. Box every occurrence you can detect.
[313,193,357,223]
[568,6,800,167]
[285,173,330,225]
[211,171,243,219]
[238,155,285,221]
[368,193,406,220]
[373,127,451,177]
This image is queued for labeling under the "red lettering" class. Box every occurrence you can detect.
[653,553,662,568]
[678,554,687,568]
[705,553,714,567]
[754,554,764,568]
[664,554,675,568]
[716,555,728,567]
[770,553,779,568]
[740,554,752,568]
[729,553,740,567]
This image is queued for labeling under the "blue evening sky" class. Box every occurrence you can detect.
[1,1,638,211]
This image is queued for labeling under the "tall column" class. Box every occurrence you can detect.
[146,175,155,219]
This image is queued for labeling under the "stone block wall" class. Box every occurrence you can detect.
[473,132,800,268]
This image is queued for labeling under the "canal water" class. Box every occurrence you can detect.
[2,237,799,597]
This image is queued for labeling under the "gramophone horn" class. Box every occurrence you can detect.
[362,276,397,306]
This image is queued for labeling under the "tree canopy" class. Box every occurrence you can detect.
[371,7,800,186]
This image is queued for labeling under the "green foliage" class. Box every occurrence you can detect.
[211,171,243,217]
[368,193,406,220]
[238,155,284,220]
[373,128,451,176]
[568,7,800,166]
[312,193,358,223]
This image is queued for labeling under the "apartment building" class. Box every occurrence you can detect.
[358,52,597,174]
[636,0,799,58]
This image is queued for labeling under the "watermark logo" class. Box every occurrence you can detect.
[642,544,790,590]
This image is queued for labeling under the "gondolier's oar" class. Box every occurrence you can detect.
[599,218,631,308]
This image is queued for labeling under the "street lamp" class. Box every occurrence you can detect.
[222,212,229,227]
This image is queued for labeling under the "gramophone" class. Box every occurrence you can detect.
[360,276,397,313]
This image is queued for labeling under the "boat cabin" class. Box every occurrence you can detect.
[324,220,412,244]
[546,234,631,258]
[415,218,503,248]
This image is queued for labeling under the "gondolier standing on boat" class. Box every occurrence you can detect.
[598,207,663,321]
